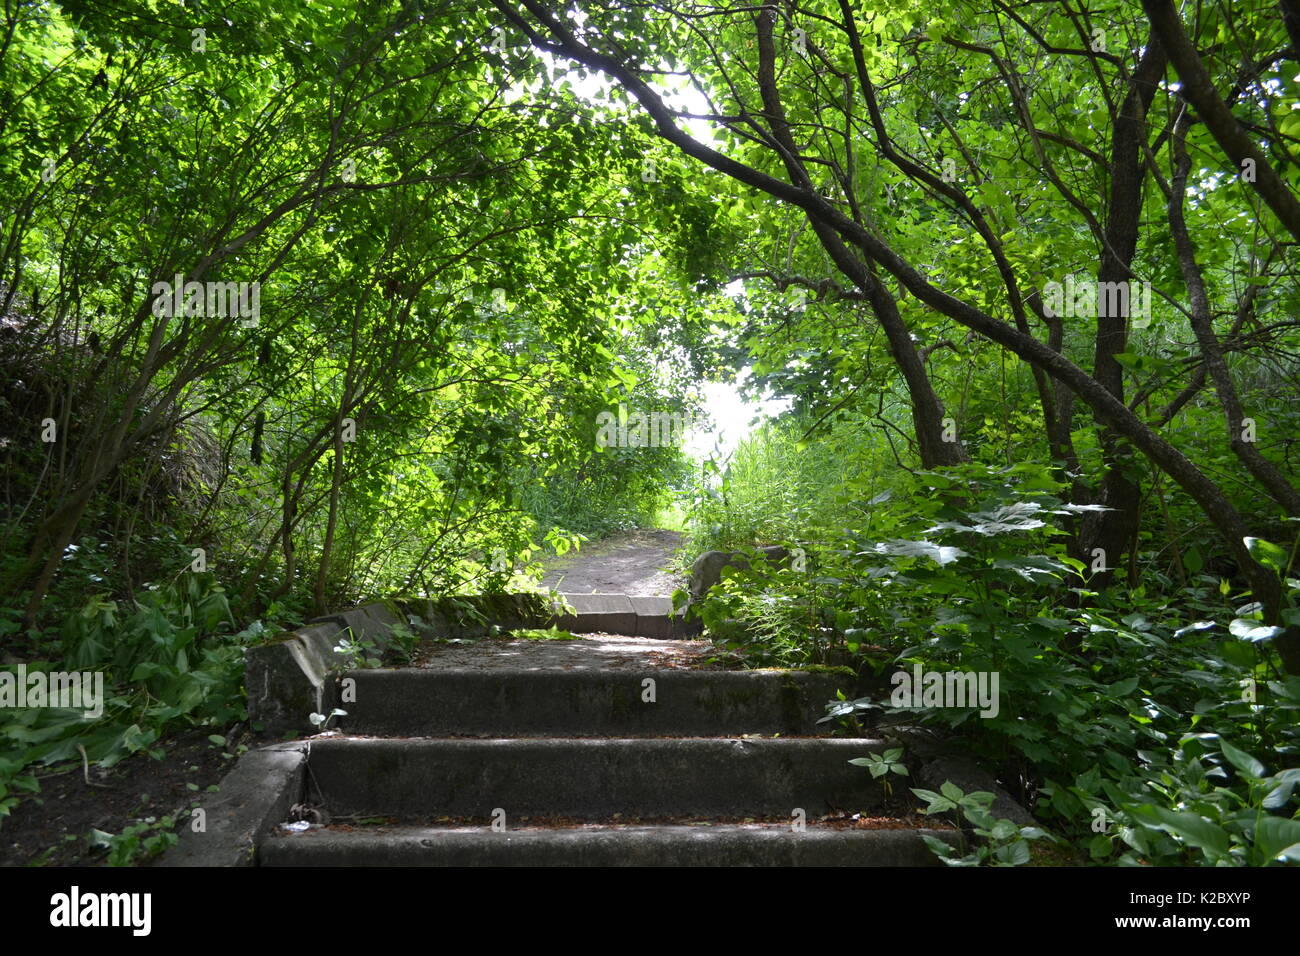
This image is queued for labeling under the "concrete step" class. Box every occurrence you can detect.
[261,823,956,866]
[554,593,687,638]
[337,668,848,737]
[303,736,892,819]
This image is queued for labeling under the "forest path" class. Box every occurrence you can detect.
[537,528,685,596]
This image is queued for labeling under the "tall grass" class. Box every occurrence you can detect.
[684,413,895,553]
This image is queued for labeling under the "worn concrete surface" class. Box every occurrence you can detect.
[261,823,958,867]
[245,622,346,737]
[338,667,848,737]
[303,736,891,819]
[160,744,306,867]
[410,633,718,670]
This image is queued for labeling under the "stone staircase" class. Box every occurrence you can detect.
[166,596,957,866]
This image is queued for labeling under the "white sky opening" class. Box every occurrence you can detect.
[683,374,792,464]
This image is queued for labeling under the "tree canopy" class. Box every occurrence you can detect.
[2,0,1300,869]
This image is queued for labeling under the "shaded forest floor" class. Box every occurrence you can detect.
[0,727,249,867]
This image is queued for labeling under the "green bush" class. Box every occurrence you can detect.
[0,573,270,828]
[691,459,1300,865]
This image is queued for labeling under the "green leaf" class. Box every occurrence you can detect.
[1254,816,1300,862]
[1230,619,1283,642]
[911,788,956,813]
[1218,740,1265,779]
[1107,676,1139,696]
[864,539,966,566]
[1088,833,1113,859]
[1244,537,1288,573]
[1130,805,1232,856]
[994,840,1030,865]
[920,834,957,860]
[1263,769,1300,809]
[989,819,1018,841]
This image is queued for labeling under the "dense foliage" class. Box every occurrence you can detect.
[2,0,1299,866]
[0,0,709,841]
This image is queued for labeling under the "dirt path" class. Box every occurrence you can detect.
[537,528,685,596]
